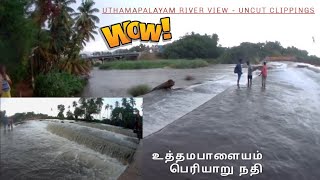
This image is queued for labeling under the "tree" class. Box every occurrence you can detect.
[48,0,76,58]
[74,107,84,120]
[66,110,74,119]
[109,98,139,129]
[95,97,104,119]
[57,104,65,119]
[115,101,119,108]
[0,0,37,81]
[163,33,221,59]
[71,0,99,55]
[72,101,77,108]
[55,0,93,75]
[129,97,136,107]
[129,44,150,52]
[121,98,128,107]
[78,98,104,121]
[216,41,320,65]
[31,0,53,28]
[105,104,109,119]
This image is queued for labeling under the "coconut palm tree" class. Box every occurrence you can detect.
[59,59,91,75]
[73,0,100,48]
[109,105,114,120]
[49,0,76,58]
[95,98,103,119]
[129,97,136,107]
[122,98,128,107]
[58,0,99,75]
[72,101,77,108]
[32,0,53,28]
[115,101,120,108]
[105,104,109,119]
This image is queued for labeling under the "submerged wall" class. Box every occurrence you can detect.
[47,122,139,165]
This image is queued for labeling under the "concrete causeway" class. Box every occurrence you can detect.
[120,66,320,180]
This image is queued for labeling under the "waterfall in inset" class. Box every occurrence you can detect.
[47,122,138,165]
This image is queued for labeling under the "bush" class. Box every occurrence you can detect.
[127,84,151,97]
[93,62,102,67]
[35,72,85,97]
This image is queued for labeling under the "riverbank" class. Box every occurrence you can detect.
[99,59,210,70]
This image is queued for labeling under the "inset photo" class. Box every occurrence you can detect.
[0,97,142,179]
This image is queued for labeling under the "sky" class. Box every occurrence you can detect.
[72,0,320,57]
[0,98,143,119]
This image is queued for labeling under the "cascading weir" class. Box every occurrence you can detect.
[75,121,138,138]
[46,122,138,165]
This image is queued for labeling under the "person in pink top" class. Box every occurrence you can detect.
[259,61,268,88]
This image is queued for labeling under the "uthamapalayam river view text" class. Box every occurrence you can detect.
[1,0,320,179]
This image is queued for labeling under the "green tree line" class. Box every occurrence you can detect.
[56,97,141,129]
[161,32,320,65]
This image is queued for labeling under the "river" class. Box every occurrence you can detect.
[0,120,134,180]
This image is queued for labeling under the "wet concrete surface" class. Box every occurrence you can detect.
[122,64,320,180]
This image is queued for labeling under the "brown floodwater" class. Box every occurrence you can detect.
[81,65,237,97]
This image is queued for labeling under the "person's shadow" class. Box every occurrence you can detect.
[3,127,14,135]
[260,86,267,94]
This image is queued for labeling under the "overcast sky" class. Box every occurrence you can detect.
[0,98,143,119]
[72,0,320,56]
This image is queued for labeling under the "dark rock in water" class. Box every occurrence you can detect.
[151,79,175,92]
[297,64,308,68]
[61,121,64,123]
[184,75,195,81]
[69,122,74,123]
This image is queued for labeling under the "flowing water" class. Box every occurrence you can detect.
[47,122,138,164]
[82,65,238,97]
[143,62,320,137]
[141,62,320,180]
[0,120,136,180]
[143,64,255,137]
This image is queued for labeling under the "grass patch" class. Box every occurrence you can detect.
[127,84,151,97]
[204,59,219,64]
[99,59,209,70]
